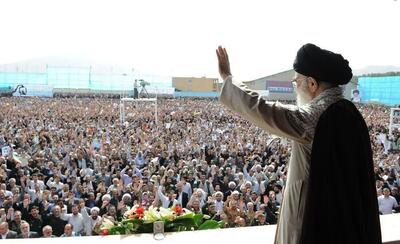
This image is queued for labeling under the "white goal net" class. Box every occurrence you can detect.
[119,97,158,124]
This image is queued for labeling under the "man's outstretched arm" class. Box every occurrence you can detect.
[216,46,312,144]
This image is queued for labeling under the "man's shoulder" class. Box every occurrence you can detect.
[7,230,18,237]
[318,99,366,130]
[18,231,40,238]
[323,99,358,116]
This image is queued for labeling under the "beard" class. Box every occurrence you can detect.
[295,83,313,106]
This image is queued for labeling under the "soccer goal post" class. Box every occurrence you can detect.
[119,97,158,125]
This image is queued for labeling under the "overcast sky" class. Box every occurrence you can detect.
[0,0,399,81]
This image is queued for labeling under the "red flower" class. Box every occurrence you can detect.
[173,205,184,215]
[135,207,145,215]
[101,229,109,236]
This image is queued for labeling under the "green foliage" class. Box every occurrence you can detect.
[198,220,222,230]
[107,214,223,235]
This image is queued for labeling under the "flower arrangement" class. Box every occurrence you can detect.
[97,205,224,235]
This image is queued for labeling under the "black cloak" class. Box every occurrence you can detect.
[300,99,382,244]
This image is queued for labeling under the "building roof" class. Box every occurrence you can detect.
[244,69,295,84]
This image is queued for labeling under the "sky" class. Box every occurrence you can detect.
[0,0,399,81]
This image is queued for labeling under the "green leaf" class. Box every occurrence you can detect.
[198,220,221,230]
[124,222,134,233]
[172,218,196,226]
[121,218,143,225]
[166,218,197,232]
[109,225,128,235]
[175,212,195,220]
[136,222,154,233]
[193,214,204,227]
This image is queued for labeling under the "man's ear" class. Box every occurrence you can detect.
[307,77,319,93]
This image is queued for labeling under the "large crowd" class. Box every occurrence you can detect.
[0,96,399,239]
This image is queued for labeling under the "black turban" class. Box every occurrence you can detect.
[293,43,353,85]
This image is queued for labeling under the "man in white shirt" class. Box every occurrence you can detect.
[194,174,214,198]
[213,191,224,214]
[378,188,398,214]
[26,184,43,203]
[135,151,146,169]
[28,174,45,191]
[174,183,189,208]
[0,184,12,198]
[80,205,101,236]
[243,162,256,182]
[46,175,64,191]
[80,168,93,177]
[157,184,179,208]
[61,204,84,235]
[180,178,192,198]
[120,165,135,186]
[107,178,121,193]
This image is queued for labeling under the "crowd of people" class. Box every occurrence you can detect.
[0,96,398,239]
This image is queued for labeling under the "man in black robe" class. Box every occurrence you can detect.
[217,43,381,244]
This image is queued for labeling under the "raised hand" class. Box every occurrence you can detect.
[117,201,125,210]
[216,46,232,81]
[23,198,29,208]
[102,200,110,208]
[160,177,165,186]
